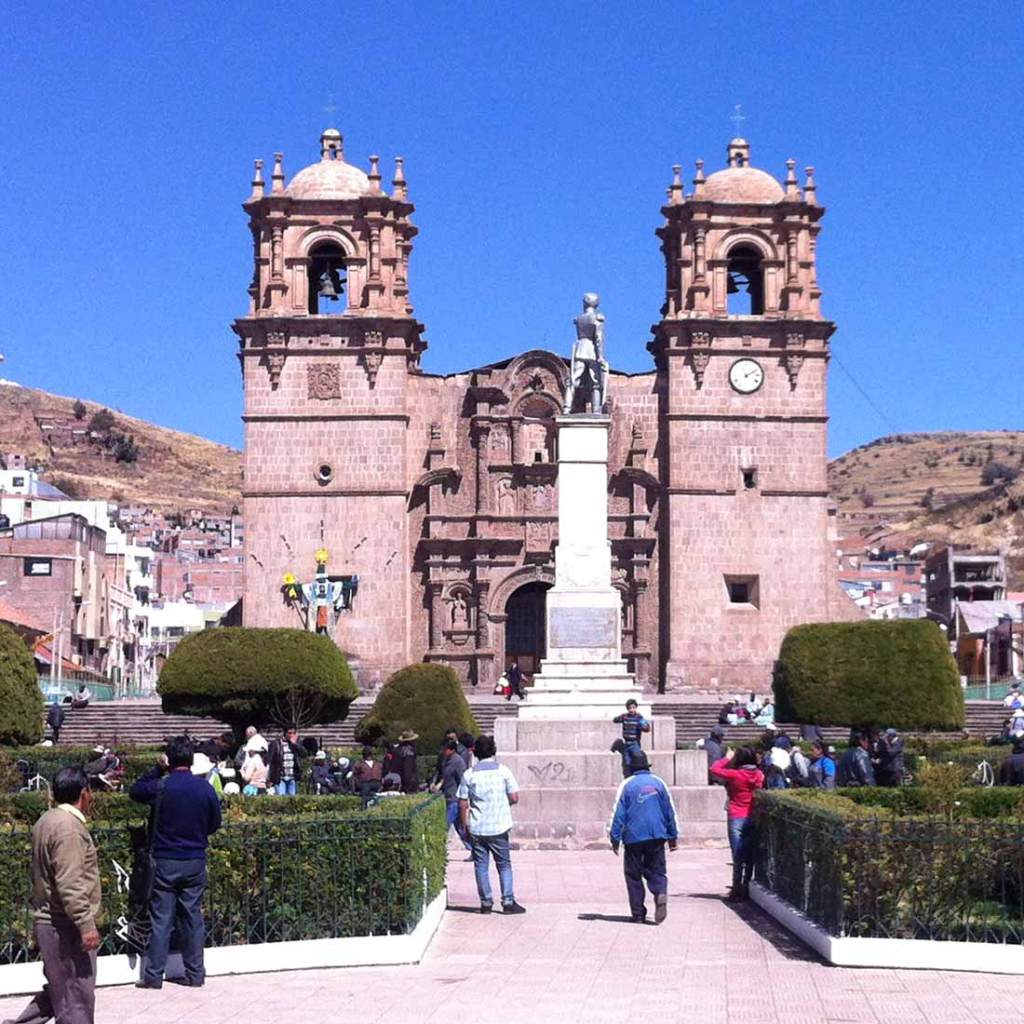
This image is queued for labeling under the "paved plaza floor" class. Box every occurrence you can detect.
[2,847,1022,1024]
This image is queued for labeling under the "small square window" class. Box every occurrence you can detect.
[725,574,759,608]
[741,468,758,490]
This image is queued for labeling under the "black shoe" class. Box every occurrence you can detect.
[631,913,647,923]
[480,903,493,914]
[169,977,205,988]
[654,892,668,924]
[502,901,527,914]
[135,979,163,989]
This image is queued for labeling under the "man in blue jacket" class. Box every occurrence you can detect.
[608,751,679,924]
[130,735,221,988]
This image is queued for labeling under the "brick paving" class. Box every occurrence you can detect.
[2,847,1022,1024]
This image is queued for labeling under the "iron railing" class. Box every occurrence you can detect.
[755,793,1024,944]
[0,795,446,964]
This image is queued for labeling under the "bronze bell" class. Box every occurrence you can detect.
[317,267,342,300]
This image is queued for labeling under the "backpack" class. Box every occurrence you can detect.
[787,751,810,787]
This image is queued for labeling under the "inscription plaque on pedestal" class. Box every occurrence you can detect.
[549,607,617,649]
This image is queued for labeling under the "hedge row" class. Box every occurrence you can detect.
[755,790,1024,942]
[0,794,446,964]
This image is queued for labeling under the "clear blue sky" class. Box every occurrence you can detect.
[3,2,1021,458]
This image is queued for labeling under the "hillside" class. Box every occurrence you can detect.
[829,430,1024,581]
[0,380,242,512]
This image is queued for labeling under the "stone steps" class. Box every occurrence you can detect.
[51,698,517,747]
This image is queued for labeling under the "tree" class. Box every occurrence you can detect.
[773,620,964,731]
[356,663,478,753]
[919,487,934,510]
[981,462,1017,486]
[72,399,87,421]
[861,492,876,508]
[113,434,139,463]
[88,408,116,435]
[157,627,357,739]
[0,624,44,744]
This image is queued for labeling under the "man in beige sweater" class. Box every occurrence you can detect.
[3,767,102,1024]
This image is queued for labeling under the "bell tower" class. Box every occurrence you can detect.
[233,128,424,684]
[649,138,838,691]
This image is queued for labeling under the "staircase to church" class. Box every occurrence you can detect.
[48,696,1003,748]
[53,697,519,747]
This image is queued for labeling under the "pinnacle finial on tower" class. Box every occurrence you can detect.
[250,159,265,200]
[784,158,800,199]
[693,158,705,198]
[271,152,285,193]
[670,165,683,204]
[804,166,817,204]
[368,154,382,192]
[392,156,407,200]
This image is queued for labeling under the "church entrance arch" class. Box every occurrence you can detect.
[504,581,551,677]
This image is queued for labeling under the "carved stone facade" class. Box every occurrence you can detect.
[236,130,858,694]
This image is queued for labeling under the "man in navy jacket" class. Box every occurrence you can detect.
[130,735,221,988]
[608,751,679,924]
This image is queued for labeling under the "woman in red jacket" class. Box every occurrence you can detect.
[710,747,765,901]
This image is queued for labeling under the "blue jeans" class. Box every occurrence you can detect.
[276,778,297,796]
[620,741,642,776]
[727,817,756,890]
[145,858,208,985]
[446,801,472,850]
[470,832,515,907]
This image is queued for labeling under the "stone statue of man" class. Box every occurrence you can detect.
[564,292,607,414]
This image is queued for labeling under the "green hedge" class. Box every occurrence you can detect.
[773,620,964,730]
[755,789,1024,942]
[158,627,358,736]
[0,625,44,745]
[356,663,478,753]
[0,794,445,964]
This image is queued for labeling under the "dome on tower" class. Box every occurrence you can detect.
[286,128,372,200]
[700,138,784,204]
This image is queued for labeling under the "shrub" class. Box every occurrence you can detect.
[72,398,87,420]
[158,627,358,739]
[0,625,44,745]
[356,663,478,753]
[87,408,116,434]
[773,619,963,730]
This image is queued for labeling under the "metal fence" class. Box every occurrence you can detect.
[0,796,446,964]
[755,794,1024,944]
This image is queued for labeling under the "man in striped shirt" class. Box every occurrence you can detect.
[457,734,526,915]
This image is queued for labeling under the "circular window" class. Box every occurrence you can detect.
[315,464,333,485]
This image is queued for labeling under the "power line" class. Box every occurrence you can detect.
[831,351,900,437]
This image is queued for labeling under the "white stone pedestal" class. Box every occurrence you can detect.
[520,415,648,720]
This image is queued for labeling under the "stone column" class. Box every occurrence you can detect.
[427,581,443,650]
[521,415,646,720]
[473,423,491,513]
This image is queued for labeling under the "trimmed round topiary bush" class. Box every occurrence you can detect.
[158,627,357,738]
[773,619,964,731]
[355,663,478,753]
[0,624,44,745]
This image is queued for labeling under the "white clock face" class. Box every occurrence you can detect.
[729,358,764,394]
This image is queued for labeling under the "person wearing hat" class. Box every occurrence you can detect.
[311,750,341,794]
[875,727,905,787]
[394,729,420,794]
[240,735,270,795]
[608,750,679,923]
[1010,709,1024,739]
[191,752,223,796]
[703,726,727,785]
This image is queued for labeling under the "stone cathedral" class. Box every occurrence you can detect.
[234,129,856,694]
